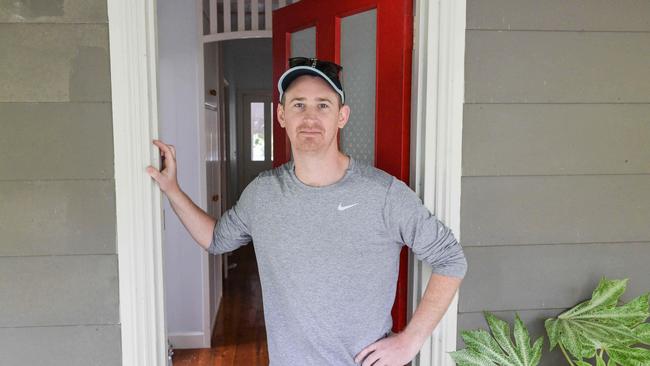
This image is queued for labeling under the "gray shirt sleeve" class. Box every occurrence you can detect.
[207,176,258,255]
[383,176,468,278]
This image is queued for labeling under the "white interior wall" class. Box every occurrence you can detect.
[157,0,206,346]
[204,40,223,345]
[157,7,274,348]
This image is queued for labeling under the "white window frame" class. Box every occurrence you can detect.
[409,0,466,365]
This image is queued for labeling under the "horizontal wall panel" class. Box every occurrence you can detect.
[0,23,110,102]
[458,309,567,365]
[467,0,650,31]
[0,255,119,327]
[0,180,116,256]
[0,325,120,366]
[463,104,650,176]
[460,175,650,246]
[459,242,650,313]
[0,103,114,180]
[0,0,107,23]
[465,31,650,103]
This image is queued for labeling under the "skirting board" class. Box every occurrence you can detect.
[168,292,223,350]
[168,332,208,350]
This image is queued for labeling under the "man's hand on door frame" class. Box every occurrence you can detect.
[147,139,180,195]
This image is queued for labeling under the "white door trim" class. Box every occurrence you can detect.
[410,0,466,365]
[107,0,168,364]
[196,0,212,350]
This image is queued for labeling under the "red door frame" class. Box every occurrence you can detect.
[272,0,413,332]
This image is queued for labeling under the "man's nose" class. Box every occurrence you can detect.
[302,105,318,120]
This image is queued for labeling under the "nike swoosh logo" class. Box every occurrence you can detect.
[338,202,359,211]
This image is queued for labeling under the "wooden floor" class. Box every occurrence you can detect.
[172,244,269,365]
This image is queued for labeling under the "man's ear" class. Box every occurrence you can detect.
[337,104,351,129]
[276,103,286,128]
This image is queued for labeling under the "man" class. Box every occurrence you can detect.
[147,57,467,366]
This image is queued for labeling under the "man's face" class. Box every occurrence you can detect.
[277,75,350,155]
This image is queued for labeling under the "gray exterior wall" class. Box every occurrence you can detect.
[459,1,650,364]
[0,1,120,365]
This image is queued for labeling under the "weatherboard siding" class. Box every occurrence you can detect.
[0,0,120,364]
[459,1,650,364]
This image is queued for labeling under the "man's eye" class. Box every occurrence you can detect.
[319,103,329,109]
[294,103,304,108]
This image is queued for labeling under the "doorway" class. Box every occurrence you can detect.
[176,0,414,361]
[172,37,274,364]
[112,0,465,364]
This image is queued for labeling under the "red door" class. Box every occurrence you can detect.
[272,0,413,332]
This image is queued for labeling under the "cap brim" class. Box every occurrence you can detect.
[278,66,345,104]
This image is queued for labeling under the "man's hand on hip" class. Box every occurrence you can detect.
[354,331,422,366]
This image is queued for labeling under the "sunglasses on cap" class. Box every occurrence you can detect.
[288,57,343,82]
[278,57,346,104]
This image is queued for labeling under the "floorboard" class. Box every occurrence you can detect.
[172,244,268,365]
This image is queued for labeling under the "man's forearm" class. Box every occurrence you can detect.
[401,273,463,347]
[165,188,216,250]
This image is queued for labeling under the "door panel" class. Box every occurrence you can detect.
[290,27,316,58]
[272,0,413,332]
[340,9,377,166]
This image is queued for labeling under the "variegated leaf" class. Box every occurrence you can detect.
[449,349,498,366]
[545,278,650,360]
[462,329,515,366]
[580,337,597,359]
[451,313,542,366]
[572,294,650,327]
[529,337,543,366]
[560,319,586,359]
[607,346,650,366]
[571,320,637,347]
[513,314,531,364]
[633,322,650,344]
[545,318,561,350]
[561,278,627,318]
[484,312,522,364]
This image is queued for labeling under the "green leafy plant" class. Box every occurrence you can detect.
[450,311,543,366]
[450,277,650,366]
[545,277,650,366]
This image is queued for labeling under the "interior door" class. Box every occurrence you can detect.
[272,0,413,332]
[239,92,274,191]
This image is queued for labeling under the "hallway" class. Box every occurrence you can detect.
[172,244,269,365]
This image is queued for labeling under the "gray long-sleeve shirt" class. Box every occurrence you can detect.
[208,155,467,365]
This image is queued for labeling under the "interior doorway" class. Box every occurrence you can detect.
[171,37,274,364]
